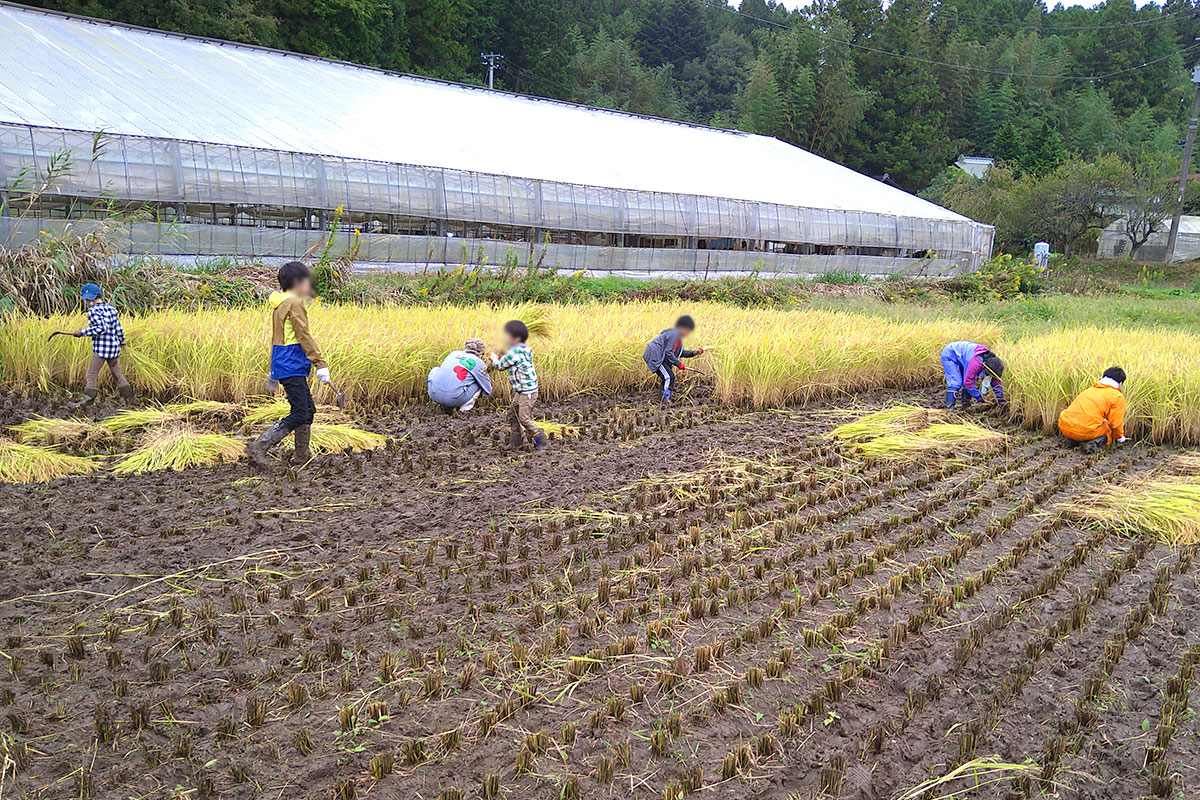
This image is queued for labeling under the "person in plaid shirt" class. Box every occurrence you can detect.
[73,283,133,407]
[490,320,548,451]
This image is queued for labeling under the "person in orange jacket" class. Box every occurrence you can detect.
[1058,366,1128,454]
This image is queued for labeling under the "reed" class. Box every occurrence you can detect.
[0,302,995,409]
[0,437,100,483]
[1003,327,1200,443]
[112,427,245,474]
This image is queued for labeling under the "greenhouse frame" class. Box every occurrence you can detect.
[0,2,993,277]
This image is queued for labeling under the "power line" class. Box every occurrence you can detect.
[939,5,1197,33]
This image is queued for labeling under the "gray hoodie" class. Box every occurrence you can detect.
[643,327,697,371]
[427,350,493,407]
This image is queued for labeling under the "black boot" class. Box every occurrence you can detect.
[118,384,135,405]
[246,421,290,469]
[290,424,313,465]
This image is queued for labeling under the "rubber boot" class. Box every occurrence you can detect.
[943,390,957,409]
[290,424,313,465]
[118,384,135,405]
[246,420,290,469]
[508,429,526,451]
[533,432,549,451]
[959,391,973,411]
[72,388,99,409]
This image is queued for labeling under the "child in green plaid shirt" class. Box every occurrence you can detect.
[490,320,548,451]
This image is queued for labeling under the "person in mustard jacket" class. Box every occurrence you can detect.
[1058,367,1128,454]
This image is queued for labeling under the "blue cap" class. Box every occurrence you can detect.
[80,283,102,300]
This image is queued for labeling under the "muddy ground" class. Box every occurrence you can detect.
[0,388,1196,800]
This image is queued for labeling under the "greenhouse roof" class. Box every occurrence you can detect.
[0,2,971,224]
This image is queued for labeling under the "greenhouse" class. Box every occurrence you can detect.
[0,3,993,276]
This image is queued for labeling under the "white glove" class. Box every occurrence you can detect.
[316,367,331,384]
[489,353,500,367]
[1117,436,1128,444]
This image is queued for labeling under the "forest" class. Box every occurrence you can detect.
[25,0,1200,253]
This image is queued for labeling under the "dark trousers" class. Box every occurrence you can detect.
[654,364,676,396]
[280,376,316,433]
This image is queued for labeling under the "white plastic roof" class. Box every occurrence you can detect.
[0,2,973,225]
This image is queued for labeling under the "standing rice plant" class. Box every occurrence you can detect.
[0,437,99,483]
[0,302,995,408]
[112,427,244,474]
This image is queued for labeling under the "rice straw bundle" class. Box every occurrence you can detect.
[242,399,350,426]
[112,426,245,474]
[304,425,387,455]
[99,407,186,432]
[855,421,1006,460]
[163,399,243,420]
[830,405,948,443]
[538,421,581,439]
[8,416,112,448]
[1070,477,1200,546]
[0,437,99,483]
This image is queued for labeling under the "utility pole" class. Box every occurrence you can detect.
[481,53,503,90]
[1165,64,1200,263]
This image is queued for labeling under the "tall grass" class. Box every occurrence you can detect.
[1003,327,1200,443]
[0,302,996,409]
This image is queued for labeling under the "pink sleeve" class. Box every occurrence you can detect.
[964,356,983,389]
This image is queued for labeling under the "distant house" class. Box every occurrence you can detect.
[954,156,994,180]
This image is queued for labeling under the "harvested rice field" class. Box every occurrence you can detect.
[1,389,1198,800]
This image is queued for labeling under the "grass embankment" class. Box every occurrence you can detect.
[0,302,995,409]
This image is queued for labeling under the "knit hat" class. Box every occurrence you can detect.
[80,283,102,300]
[464,338,486,357]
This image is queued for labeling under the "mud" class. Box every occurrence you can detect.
[0,389,1195,800]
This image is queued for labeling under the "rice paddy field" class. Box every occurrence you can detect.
[1,299,1199,800]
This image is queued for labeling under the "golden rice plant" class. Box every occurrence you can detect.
[112,426,245,474]
[1070,476,1200,546]
[0,303,995,409]
[894,757,1038,800]
[99,407,186,432]
[8,416,112,448]
[163,399,243,419]
[829,405,948,443]
[0,437,99,483]
[304,425,387,455]
[242,399,349,426]
[855,421,1006,460]
[1003,327,1200,443]
[538,421,580,438]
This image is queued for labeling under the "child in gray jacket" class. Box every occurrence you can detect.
[643,315,704,402]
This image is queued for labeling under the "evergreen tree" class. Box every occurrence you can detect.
[738,56,785,138]
[1020,118,1064,175]
[992,121,1025,165]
